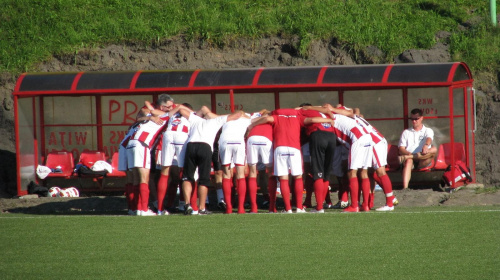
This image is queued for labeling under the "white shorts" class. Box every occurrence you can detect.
[161,132,188,167]
[371,139,388,169]
[126,140,151,169]
[348,134,373,170]
[219,140,246,166]
[246,136,273,166]
[274,146,303,177]
[118,145,128,171]
[301,143,311,163]
[331,145,348,177]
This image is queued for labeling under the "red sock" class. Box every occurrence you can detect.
[157,174,168,212]
[373,172,382,185]
[132,184,140,211]
[139,183,149,211]
[339,177,349,202]
[248,177,258,213]
[379,174,394,207]
[237,178,246,214]
[349,178,359,207]
[304,175,313,207]
[268,177,277,212]
[125,183,134,210]
[369,192,375,209]
[191,182,199,211]
[280,179,291,211]
[222,178,233,214]
[361,178,370,208]
[357,178,363,204]
[294,178,304,209]
[313,179,325,210]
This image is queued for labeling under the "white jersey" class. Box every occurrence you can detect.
[399,125,434,153]
[219,117,251,143]
[218,116,251,166]
[186,112,228,151]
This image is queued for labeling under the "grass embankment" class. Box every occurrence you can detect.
[1,207,499,279]
[1,0,498,74]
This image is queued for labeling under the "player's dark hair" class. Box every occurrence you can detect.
[410,108,423,116]
[299,103,312,107]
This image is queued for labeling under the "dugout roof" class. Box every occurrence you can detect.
[13,62,472,96]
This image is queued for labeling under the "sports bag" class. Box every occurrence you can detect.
[441,161,472,189]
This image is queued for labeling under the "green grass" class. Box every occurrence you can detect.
[1,206,499,279]
[475,186,500,194]
[1,0,498,74]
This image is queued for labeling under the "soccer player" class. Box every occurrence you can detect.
[118,122,140,215]
[178,105,245,215]
[300,106,337,213]
[246,109,274,213]
[126,94,174,216]
[218,113,252,214]
[156,103,193,215]
[250,108,335,213]
[351,113,397,211]
[305,104,372,213]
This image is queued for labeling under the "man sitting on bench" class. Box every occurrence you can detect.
[398,108,438,189]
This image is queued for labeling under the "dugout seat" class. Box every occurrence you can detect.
[107,152,126,177]
[79,151,107,168]
[433,142,466,170]
[45,151,75,178]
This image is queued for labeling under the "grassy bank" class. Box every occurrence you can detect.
[1,0,498,74]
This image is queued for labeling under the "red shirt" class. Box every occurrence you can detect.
[271,109,305,150]
[300,109,334,137]
[248,123,273,141]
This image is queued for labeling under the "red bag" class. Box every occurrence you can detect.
[441,161,472,189]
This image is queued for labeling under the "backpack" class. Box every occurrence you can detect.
[440,161,472,189]
[76,164,108,177]
[27,181,49,197]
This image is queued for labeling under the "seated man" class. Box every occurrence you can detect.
[398,108,438,189]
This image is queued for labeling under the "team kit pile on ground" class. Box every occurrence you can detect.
[120,94,398,216]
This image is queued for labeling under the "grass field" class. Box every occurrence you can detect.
[1,206,499,279]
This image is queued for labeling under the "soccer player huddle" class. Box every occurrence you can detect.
[119,93,398,216]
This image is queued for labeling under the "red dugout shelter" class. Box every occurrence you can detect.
[13,62,475,195]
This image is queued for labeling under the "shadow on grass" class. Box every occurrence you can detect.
[5,196,128,215]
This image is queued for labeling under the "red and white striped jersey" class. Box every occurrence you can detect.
[166,112,190,134]
[354,115,385,144]
[120,122,140,148]
[332,114,368,147]
[130,114,169,148]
